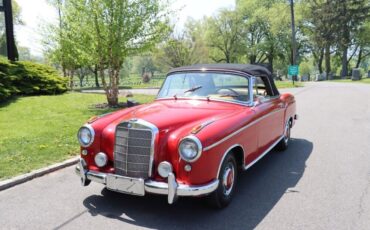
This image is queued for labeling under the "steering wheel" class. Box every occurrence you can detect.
[216,87,240,96]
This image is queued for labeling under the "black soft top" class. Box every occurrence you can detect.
[168,64,280,96]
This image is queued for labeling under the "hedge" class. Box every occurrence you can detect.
[0,57,68,101]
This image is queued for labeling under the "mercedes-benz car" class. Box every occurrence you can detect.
[75,64,297,208]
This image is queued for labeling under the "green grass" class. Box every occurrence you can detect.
[0,93,155,180]
[275,81,304,88]
[330,78,370,84]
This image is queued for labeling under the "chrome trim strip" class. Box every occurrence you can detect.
[216,144,245,179]
[87,171,107,184]
[144,179,219,197]
[204,109,283,151]
[243,135,284,170]
[155,97,254,107]
[75,164,107,184]
[191,119,215,134]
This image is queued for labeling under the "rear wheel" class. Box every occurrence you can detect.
[207,154,237,209]
[276,119,291,151]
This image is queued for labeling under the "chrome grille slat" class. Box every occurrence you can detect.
[117,144,151,149]
[114,120,155,179]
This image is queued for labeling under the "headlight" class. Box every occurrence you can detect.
[178,136,202,162]
[94,152,108,167]
[77,125,95,147]
[158,161,173,178]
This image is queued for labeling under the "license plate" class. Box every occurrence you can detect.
[106,174,145,196]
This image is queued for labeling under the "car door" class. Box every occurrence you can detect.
[253,77,285,153]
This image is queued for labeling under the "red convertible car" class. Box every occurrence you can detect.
[76,64,297,208]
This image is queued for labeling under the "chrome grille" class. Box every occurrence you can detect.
[114,120,155,179]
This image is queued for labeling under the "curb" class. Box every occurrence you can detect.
[0,157,79,191]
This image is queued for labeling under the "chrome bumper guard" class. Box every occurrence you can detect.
[75,159,219,204]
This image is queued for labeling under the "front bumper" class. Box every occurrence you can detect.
[75,158,219,204]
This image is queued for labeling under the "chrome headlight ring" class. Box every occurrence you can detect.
[178,135,203,163]
[77,124,95,147]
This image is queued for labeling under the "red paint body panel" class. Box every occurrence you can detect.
[80,89,296,186]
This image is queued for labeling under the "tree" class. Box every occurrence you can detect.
[87,0,169,105]
[236,0,309,74]
[184,18,211,64]
[45,0,170,105]
[154,33,199,68]
[333,0,370,77]
[306,0,338,78]
[0,0,23,56]
[355,20,370,68]
[206,9,245,63]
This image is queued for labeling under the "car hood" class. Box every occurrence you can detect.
[93,99,248,170]
[122,99,244,131]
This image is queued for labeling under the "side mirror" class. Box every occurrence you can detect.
[253,96,264,107]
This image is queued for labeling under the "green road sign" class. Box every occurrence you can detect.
[288,65,299,76]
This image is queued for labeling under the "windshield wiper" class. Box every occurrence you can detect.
[184,85,202,94]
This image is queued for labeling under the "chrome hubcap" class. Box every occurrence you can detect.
[222,163,235,196]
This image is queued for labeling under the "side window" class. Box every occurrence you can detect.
[213,74,249,98]
[253,77,269,101]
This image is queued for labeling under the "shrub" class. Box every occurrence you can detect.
[0,57,67,101]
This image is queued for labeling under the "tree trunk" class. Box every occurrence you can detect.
[106,93,118,106]
[69,70,75,89]
[104,64,121,107]
[356,48,363,68]
[94,65,100,88]
[318,48,324,74]
[341,46,348,78]
[324,45,331,80]
[268,55,274,74]
[249,55,256,64]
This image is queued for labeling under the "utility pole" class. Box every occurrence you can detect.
[290,0,297,85]
[1,0,18,61]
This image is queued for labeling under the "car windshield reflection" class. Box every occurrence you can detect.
[157,72,250,103]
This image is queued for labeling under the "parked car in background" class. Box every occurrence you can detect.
[76,64,298,208]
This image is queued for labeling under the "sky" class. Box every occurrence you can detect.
[14,0,235,57]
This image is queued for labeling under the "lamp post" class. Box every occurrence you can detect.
[289,0,297,85]
[0,0,17,61]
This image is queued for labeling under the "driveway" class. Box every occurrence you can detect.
[0,82,369,229]
[81,88,160,96]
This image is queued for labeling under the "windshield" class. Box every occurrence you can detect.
[157,72,250,103]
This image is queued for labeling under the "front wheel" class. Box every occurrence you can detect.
[207,154,237,209]
[276,120,291,151]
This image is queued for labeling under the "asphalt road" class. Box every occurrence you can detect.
[1,82,370,230]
